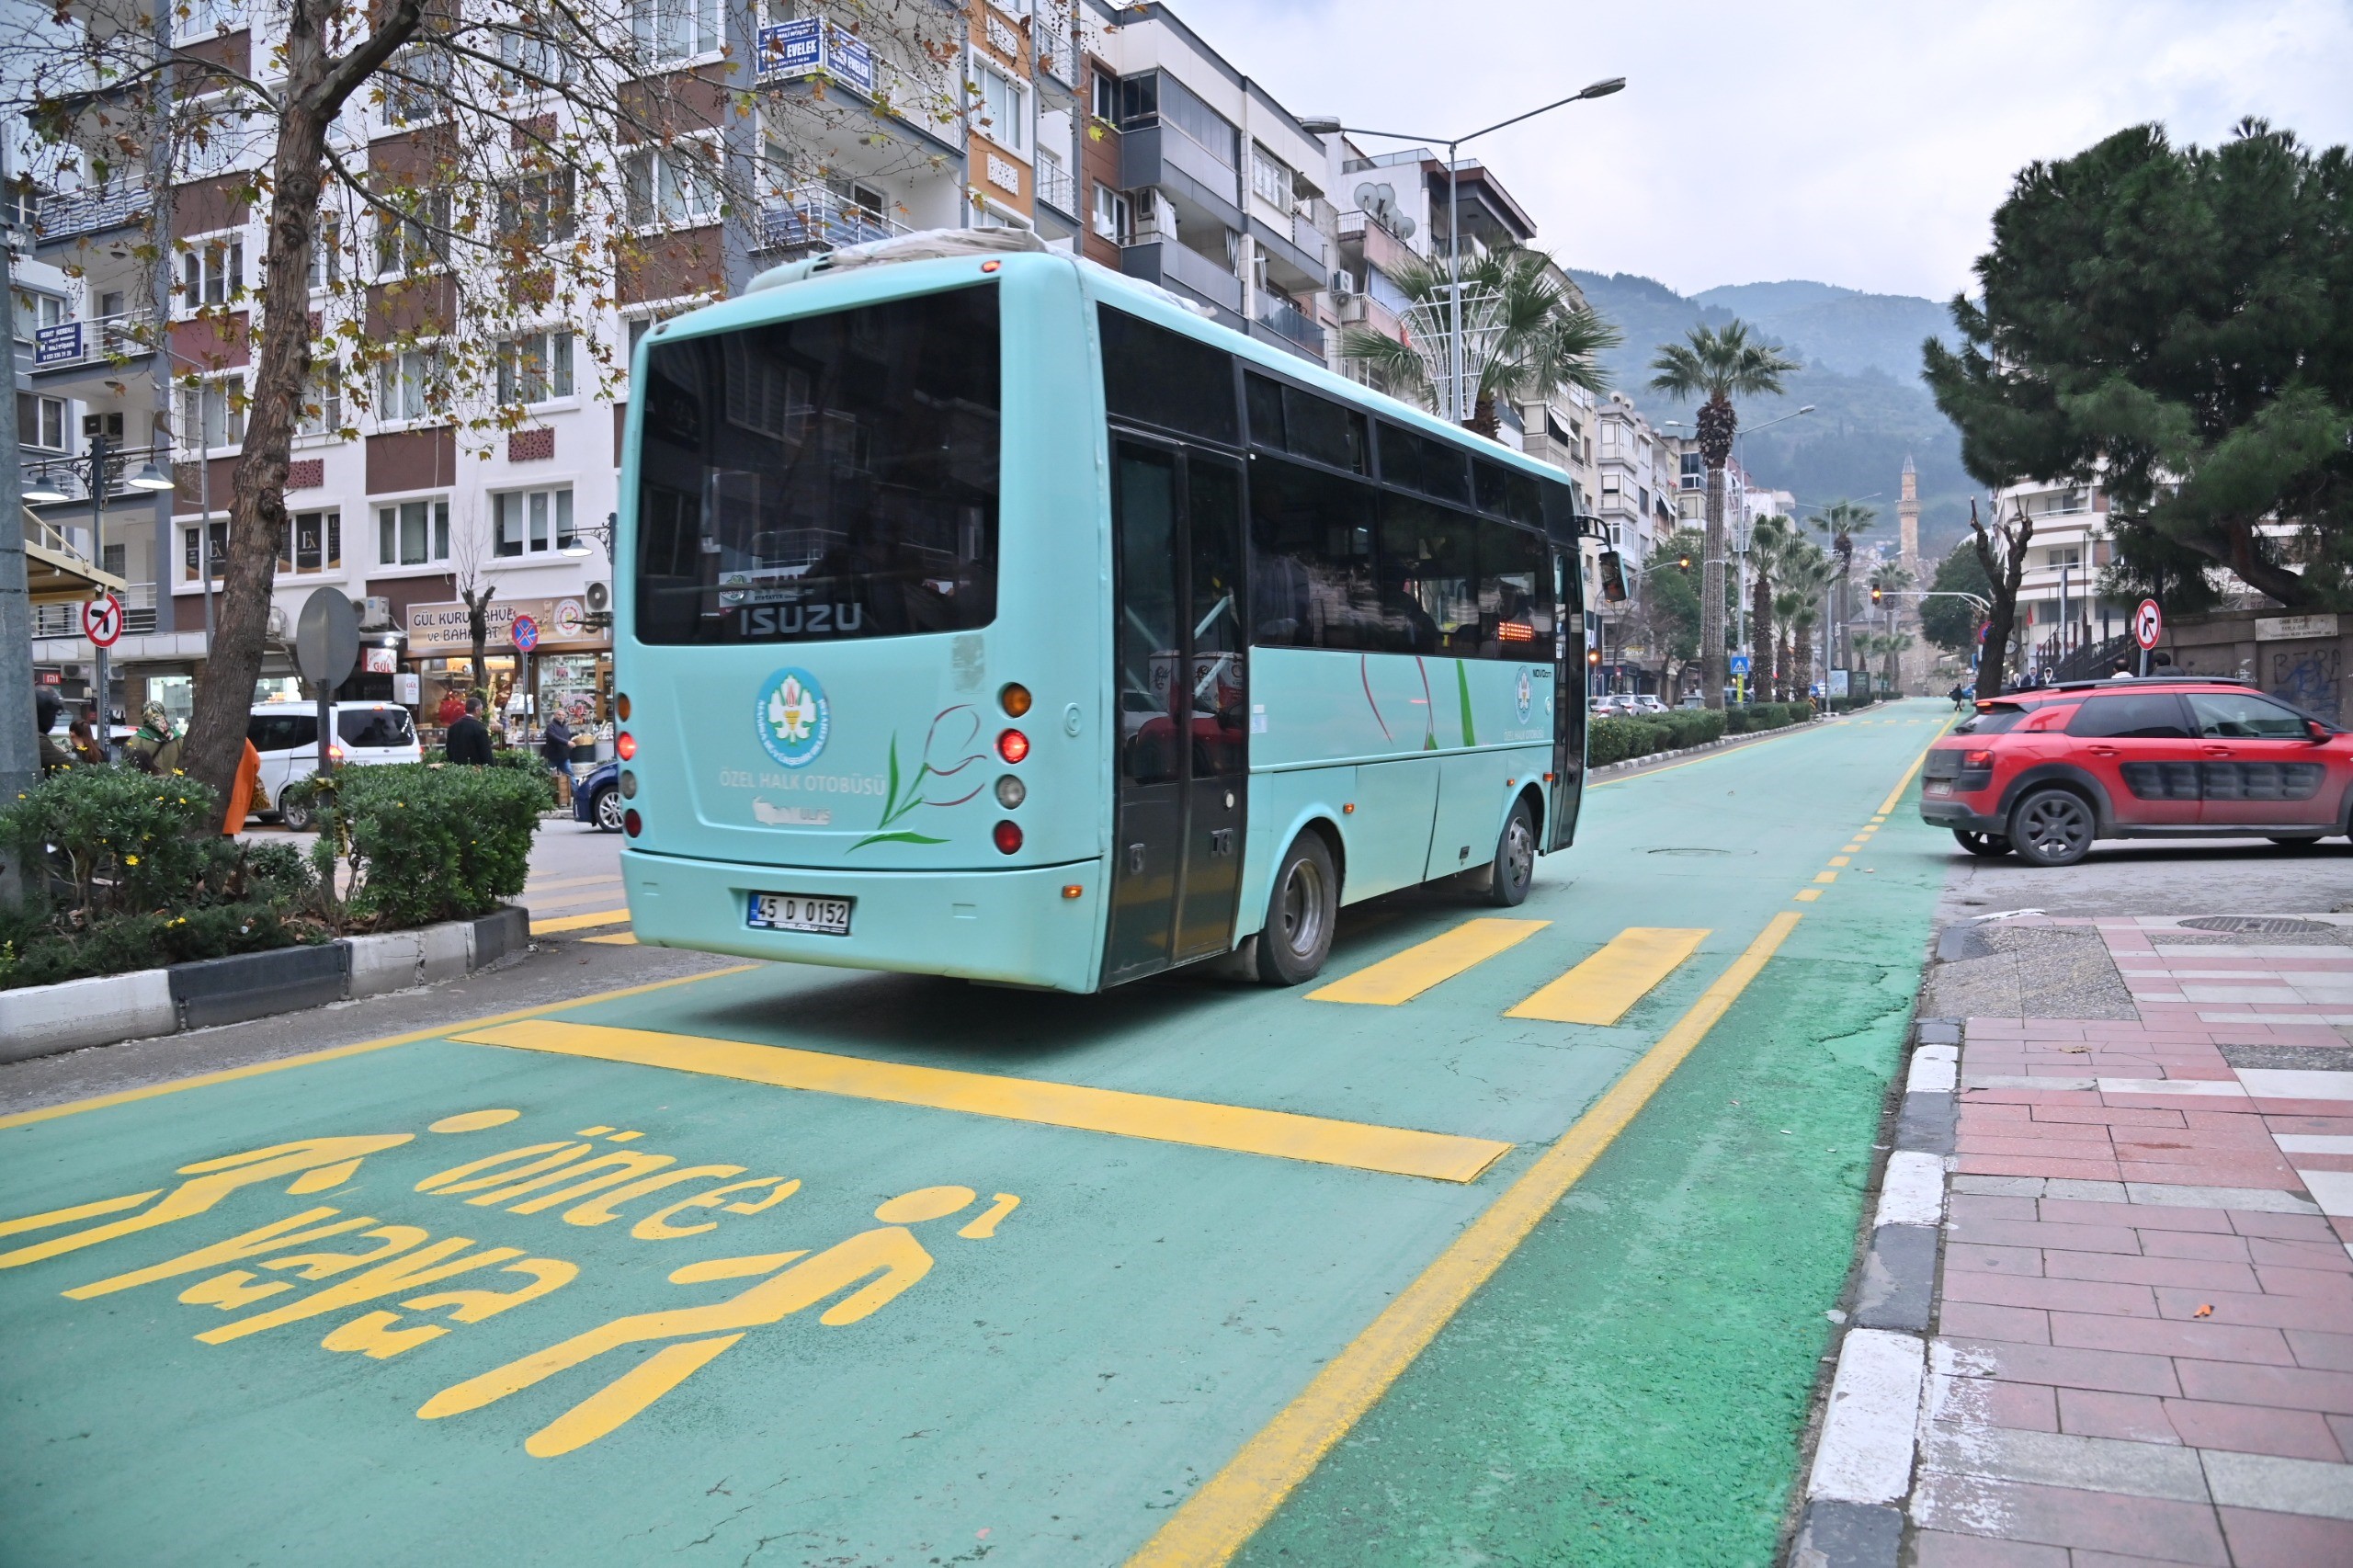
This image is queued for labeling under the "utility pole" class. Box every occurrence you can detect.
[0,146,37,909]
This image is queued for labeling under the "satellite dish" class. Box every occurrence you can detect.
[1397,215,1416,239]
[1354,181,1377,209]
[1375,183,1394,208]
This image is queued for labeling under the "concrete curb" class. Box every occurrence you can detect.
[0,905,531,1063]
[1790,1017,1959,1567]
[1587,711,1846,778]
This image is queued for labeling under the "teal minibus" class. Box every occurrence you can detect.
[614,235,1587,992]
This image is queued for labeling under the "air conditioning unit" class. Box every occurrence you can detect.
[356,596,393,630]
[266,608,290,642]
[585,581,611,613]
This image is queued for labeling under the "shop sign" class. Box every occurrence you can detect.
[405,597,602,653]
[363,646,399,674]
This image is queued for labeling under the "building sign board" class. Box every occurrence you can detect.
[405,597,603,654]
[755,18,874,96]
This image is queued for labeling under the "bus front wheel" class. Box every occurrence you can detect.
[1256,832,1338,987]
[1487,800,1537,907]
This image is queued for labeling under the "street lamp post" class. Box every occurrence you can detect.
[22,439,175,758]
[1299,76,1624,426]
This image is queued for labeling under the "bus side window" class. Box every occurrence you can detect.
[1247,455,1387,652]
[1479,519,1551,655]
[1099,306,1239,448]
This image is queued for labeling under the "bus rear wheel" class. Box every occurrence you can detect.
[1487,800,1537,907]
[1256,832,1338,986]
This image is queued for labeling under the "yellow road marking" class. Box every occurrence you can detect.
[1813,870,1838,884]
[1794,888,1824,902]
[530,907,632,935]
[1307,918,1548,1006]
[1874,723,1952,815]
[1829,855,1851,867]
[454,1021,1514,1184]
[1123,912,1804,1568]
[0,966,757,1133]
[521,873,624,895]
[1504,926,1708,1026]
[583,931,640,946]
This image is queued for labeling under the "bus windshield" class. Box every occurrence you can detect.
[632,283,1001,644]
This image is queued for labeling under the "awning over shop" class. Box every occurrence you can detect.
[22,509,128,605]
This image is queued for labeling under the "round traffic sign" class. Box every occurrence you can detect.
[511,614,540,653]
[81,593,123,648]
[2133,597,2163,652]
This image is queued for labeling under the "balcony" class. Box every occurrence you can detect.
[1035,20,1076,85]
[1121,237,1242,318]
[31,308,155,373]
[755,186,909,256]
[1251,292,1324,363]
[32,581,156,638]
[33,184,153,245]
[1037,161,1077,218]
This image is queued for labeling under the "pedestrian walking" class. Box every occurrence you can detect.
[34,688,74,774]
[123,702,183,776]
[65,711,105,766]
[443,696,494,767]
[541,712,574,807]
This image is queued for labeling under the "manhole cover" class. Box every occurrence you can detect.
[2177,915,2331,935]
[1647,846,1733,856]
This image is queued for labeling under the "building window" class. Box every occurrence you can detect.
[494,486,574,556]
[498,172,577,245]
[280,509,342,574]
[179,234,244,307]
[631,0,719,64]
[182,518,229,583]
[501,19,579,88]
[17,393,65,450]
[378,45,451,127]
[181,375,245,450]
[172,0,238,42]
[297,362,345,437]
[13,290,66,342]
[310,211,343,290]
[376,349,443,422]
[1250,144,1292,210]
[377,498,451,566]
[375,190,450,276]
[976,62,1027,153]
[1091,184,1131,244]
[496,331,575,406]
[623,142,720,228]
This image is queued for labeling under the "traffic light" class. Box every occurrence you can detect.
[1677,552,1692,571]
[1587,646,1601,666]
[1870,585,1883,606]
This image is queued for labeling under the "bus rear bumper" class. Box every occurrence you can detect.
[619,849,1106,994]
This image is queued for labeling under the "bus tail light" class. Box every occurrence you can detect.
[616,693,631,721]
[993,821,1023,854]
[996,729,1029,764]
[995,775,1026,809]
[623,809,642,837]
[999,683,1032,717]
[617,732,638,761]
[1062,884,1083,899]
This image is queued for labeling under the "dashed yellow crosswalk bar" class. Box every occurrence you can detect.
[454,1020,1514,1183]
[529,906,633,935]
[1306,918,1550,1006]
[1505,926,1709,1026]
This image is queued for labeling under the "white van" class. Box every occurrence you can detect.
[247,702,422,829]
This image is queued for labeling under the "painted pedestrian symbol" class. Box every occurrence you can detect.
[511,613,540,653]
[2133,597,2163,652]
[81,593,124,647]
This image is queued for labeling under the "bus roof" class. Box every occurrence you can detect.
[672,228,1584,495]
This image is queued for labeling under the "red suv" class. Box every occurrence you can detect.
[1920,677,2353,866]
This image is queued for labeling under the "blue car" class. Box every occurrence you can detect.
[573,758,626,832]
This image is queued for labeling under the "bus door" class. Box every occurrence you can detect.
[1546,547,1586,851]
[1104,437,1248,983]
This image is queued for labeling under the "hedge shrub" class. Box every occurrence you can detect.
[0,768,320,989]
[303,762,549,929]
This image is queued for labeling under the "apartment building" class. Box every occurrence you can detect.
[19,0,1074,737]
[1074,0,1332,365]
[1991,477,2122,673]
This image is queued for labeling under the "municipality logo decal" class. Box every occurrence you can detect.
[756,667,830,767]
[1515,667,1535,725]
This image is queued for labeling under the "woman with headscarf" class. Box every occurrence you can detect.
[124,702,183,775]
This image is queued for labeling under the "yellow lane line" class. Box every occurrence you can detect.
[521,873,625,895]
[1307,918,1548,1006]
[530,907,633,935]
[1813,871,1838,884]
[453,1020,1515,1184]
[1829,856,1852,867]
[1123,911,1805,1568]
[1874,723,1952,816]
[1794,888,1824,903]
[1505,926,1709,1026]
[0,966,758,1133]
[583,931,640,946]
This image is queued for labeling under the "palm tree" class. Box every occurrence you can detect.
[1807,498,1878,672]
[1745,515,1797,701]
[1860,558,1913,689]
[1777,544,1834,705]
[1341,247,1619,437]
[1649,321,1801,710]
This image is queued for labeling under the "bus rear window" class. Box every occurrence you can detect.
[632,284,1000,645]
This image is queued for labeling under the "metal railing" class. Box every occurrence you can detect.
[1035,20,1075,84]
[1253,292,1323,355]
[31,307,155,370]
[33,184,152,243]
[755,185,910,254]
[32,581,156,638]
[1037,161,1077,215]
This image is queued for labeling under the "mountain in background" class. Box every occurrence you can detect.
[1568,269,1974,561]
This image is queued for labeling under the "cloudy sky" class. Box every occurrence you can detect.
[1167,0,2353,303]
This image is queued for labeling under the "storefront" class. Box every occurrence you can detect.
[404,595,613,756]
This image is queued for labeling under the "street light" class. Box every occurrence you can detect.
[1297,76,1626,426]
[20,436,177,756]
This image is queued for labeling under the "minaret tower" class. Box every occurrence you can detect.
[1898,453,1920,577]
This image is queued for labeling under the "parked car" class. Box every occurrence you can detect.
[573,756,626,833]
[1677,694,1707,709]
[248,702,423,829]
[1919,676,2352,867]
[1630,695,1670,715]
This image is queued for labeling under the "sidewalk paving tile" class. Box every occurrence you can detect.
[2215,1506,2353,1568]
[2163,1399,2346,1462]
[1911,1472,2229,1562]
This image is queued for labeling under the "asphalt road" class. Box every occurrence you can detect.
[2,705,1961,1566]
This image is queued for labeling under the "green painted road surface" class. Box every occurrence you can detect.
[0,702,1951,1566]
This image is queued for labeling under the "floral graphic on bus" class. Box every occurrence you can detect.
[849,704,989,850]
[754,667,830,768]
